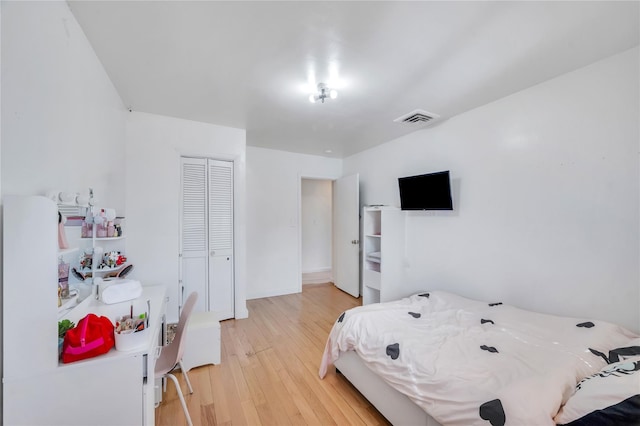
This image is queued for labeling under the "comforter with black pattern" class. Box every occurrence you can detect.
[318,291,639,426]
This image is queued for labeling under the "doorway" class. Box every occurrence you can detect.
[301,179,333,285]
[298,174,360,297]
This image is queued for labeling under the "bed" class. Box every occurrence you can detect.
[319,291,640,426]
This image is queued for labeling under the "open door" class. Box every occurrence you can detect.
[333,174,360,297]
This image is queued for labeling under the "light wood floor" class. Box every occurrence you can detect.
[155,283,391,426]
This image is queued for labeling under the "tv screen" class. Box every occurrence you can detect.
[398,170,453,210]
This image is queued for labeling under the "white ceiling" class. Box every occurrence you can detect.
[68,1,639,158]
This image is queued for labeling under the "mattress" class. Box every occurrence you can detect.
[319,291,639,425]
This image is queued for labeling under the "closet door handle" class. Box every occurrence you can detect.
[210,250,216,256]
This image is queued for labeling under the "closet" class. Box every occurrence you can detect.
[180,157,234,320]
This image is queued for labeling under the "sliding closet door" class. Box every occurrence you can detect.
[208,160,234,320]
[180,157,209,313]
[180,157,235,319]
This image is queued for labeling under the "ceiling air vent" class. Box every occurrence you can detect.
[393,109,440,126]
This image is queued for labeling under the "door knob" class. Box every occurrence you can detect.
[210,250,216,256]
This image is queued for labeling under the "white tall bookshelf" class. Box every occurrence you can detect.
[362,206,405,305]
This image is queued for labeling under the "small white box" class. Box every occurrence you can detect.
[182,311,221,372]
[114,327,148,352]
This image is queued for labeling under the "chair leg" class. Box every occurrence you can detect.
[179,360,194,394]
[166,373,193,426]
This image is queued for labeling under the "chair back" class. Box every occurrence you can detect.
[156,292,198,375]
[174,292,198,363]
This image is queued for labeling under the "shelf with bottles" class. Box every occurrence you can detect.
[94,263,127,274]
[77,250,128,274]
[58,253,75,317]
[90,236,126,241]
[75,260,127,274]
[57,292,79,319]
[80,220,125,239]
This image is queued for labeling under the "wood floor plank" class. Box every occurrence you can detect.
[240,356,268,407]
[209,365,234,424]
[271,343,338,425]
[273,359,324,425]
[156,283,390,426]
[201,403,216,426]
[240,400,263,426]
[190,366,214,406]
[227,354,252,402]
[250,355,295,425]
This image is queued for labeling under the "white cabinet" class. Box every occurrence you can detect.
[3,196,58,378]
[180,157,234,319]
[362,206,405,305]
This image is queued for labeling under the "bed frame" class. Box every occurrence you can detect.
[334,350,441,426]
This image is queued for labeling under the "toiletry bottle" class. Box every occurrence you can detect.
[97,209,107,237]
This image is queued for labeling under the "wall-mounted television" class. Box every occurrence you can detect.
[398,170,453,211]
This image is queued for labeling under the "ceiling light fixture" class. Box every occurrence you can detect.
[309,83,338,104]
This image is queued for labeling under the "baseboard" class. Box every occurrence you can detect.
[234,307,249,319]
[301,266,332,274]
[302,269,332,285]
[247,287,301,300]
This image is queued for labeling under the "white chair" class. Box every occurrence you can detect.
[155,292,198,426]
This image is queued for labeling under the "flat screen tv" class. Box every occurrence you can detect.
[398,170,453,210]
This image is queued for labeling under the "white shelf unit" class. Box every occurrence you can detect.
[93,263,126,274]
[362,206,405,305]
[72,221,127,278]
[81,235,126,241]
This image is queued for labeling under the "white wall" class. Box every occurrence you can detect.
[1,1,126,212]
[246,147,341,299]
[301,179,332,274]
[344,47,640,333]
[125,111,247,323]
[1,2,126,420]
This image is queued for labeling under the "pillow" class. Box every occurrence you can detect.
[554,353,640,426]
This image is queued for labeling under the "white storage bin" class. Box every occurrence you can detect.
[181,311,221,372]
[114,313,150,352]
[115,327,149,352]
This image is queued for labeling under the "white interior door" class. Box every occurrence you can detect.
[180,157,209,313]
[333,173,360,297]
[208,159,234,319]
[180,157,235,318]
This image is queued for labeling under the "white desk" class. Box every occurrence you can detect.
[3,197,168,426]
[3,285,167,426]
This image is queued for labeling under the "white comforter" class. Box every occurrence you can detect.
[319,291,638,426]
